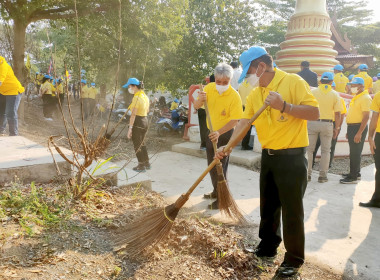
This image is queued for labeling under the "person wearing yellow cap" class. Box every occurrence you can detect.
[354,64,373,94]
[307,72,342,183]
[216,46,319,279]
[340,77,371,184]
[39,75,56,121]
[333,64,349,93]
[359,91,380,208]
[194,63,243,210]
[0,56,25,136]
[124,78,150,172]
[373,73,380,94]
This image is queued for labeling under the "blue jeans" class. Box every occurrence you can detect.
[0,93,22,136]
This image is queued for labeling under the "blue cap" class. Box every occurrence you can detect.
[122,77,140,88]
[377,73,380,78]
[348,74,354,81]
[321,72,334,81]
[333,64,344,71]
[359,64,368,71]
[81,79,87,84]
[174,98,179,103]
[91,83,95,86]
[36,72,39,74]
[273,62,277,68]
[44,74,50,79]
[350,77,365,85]
[332,82,336,87]
[238,46,268,84]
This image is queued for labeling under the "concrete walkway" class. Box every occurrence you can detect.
[124,150,379,280]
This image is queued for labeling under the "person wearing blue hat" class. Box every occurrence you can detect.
[354,64,373,94]
[216,46,319,278]
[360,89,380,208]
[340,77,371,184]
[297,61,318,88]
[39,74,56,121]
[373,73,380,94]
[80,79,91,119]
[307,72,342,183]
[124,78,151,172]
[170,97,180,111]
[332,64,349,93]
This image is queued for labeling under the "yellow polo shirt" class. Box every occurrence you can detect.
[238,80,253,106]
[40,81,55,95]
[128,90,149,117]
[311,85,342,120]
[373,80,380,94]
[346,90,371,124]
[88,87,98,99]
[0,56,24,95]
[170,101,179,110]
[354,72,373,91]
[56,84,64,95]
[81,85,90,98]
[243,68,319,150]
[371,92,380,133]
[333,73,349,93]
[203,83,243,131]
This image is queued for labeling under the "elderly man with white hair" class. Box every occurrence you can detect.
[194,63,243,209]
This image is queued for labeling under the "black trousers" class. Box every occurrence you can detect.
[371,133,380,202]
[42,94,56,118]
[242,105,253,149]
[81,98,90,119]
[206,129,234,193]
[259,150,307,267]
[347,124,368,178]
[313,121,337,167]
[132,116,149,164]
[197,108,208,148]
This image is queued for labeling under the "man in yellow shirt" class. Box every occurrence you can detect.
[56,79,64,105]
[360,92,380,208]
[307,72,342,183]
[88,82,98,117]
[333,64,349,93]
[80,79,91,119]
[216,46,319,279]
[373,73,380,94]
[194,63,243,210]
[170,98,179,111]
[354,64,373,94]
[340,77,372,184]
[0,56,25,136]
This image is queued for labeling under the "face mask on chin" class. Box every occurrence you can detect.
[128,88,134,94]
[245,65,264,88]
[215,84,229,95]
[351,87,359,94]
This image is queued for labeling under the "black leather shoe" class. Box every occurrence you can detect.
[207,200,219,210]
[275,263,300,278]
[254,247,277,258]
[359,201,380,208]
[342,173,361,180]
[203,191,217,199]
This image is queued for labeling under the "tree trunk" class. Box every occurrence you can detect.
[12,19,27,82]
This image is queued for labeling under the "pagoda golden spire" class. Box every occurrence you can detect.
[275,0,339,75]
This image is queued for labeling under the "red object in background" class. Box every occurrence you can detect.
[183,84,202,140]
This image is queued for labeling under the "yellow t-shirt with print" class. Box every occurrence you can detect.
[128,90,149,117]
[243,68,319,150]
[81,85,90,98]
[203,82,243,131]
[170,101,179,111]
[354,72,373,91]
[40,81,55,96]
[346,90,371,124]
[333,73,349,93]
[88,87,98,99]
[0,56,24,95]
[373,80,380,94]
[238,80,253,106]
[311,85,342,120]
[370,92,380,133]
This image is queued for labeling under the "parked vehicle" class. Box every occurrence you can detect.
[156,105,188,137]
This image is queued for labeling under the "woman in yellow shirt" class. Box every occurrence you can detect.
[39,75,56,121]
[123,78,150,172]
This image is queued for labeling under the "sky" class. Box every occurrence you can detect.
[367,0,380,23]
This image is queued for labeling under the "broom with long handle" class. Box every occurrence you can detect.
[201,85,246,223]
[114,103,269,255]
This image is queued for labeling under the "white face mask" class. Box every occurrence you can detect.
[246,65,264,88]
[351,87,359,94]
[128,88,134,94]
[215,84,229,95]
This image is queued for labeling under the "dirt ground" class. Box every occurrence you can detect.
[0,98,346,279]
